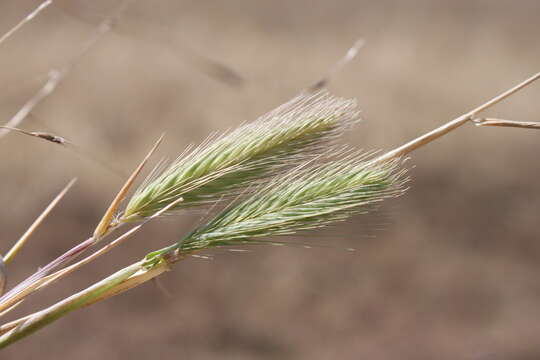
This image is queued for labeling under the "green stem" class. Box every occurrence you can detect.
[0,262,142,349]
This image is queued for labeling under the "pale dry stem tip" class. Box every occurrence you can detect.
[0,126,70,145]
[93,134,165,241]
[3,178,77,266]
[0,0,137,140]
[0,0,52,46]
[0,70,65,139]
[0,274,48,316]
[374,71,540,163]
[0,300,23,320]
[309,38,366,92]
[0,302,29,335]
[0,258,5,297]
[472,118,540,129]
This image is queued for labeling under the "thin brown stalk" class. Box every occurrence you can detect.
[0,250,181,337]
[473,117,540,129]
[0,262,142,348]
[0,276,52,317]
[57,4,244,88]
[0,260,4,300]
[308,39,365,92]
[33,197,183,299]
[93,134,164,240]
[0,135,162,312]
[0,70,64,139]
[3,178,76,265]
[374,71,540,163]
[0,0,137,139]
[0,126,71,145]
[0,308,31,335]
[0,237,93,314]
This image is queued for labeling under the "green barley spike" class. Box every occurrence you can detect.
[123,91,359,220]
[145,154,407,260]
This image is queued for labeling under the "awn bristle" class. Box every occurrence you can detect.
[144,154,407,262]
[123,91,359,220]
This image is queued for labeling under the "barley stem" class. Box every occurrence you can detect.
[374,71,540,163]
[0,262,142,349]
[473,118,540,129]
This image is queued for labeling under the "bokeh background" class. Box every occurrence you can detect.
[1,1,539,359]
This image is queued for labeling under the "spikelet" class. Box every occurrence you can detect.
[122,92,359,220]
[144,153,407,261]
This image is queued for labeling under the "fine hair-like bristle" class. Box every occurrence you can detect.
[144,153,407,259]
[123,91,359,220]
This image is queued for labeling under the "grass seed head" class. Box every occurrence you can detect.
[123,91,359,220]
[151,154,408,255]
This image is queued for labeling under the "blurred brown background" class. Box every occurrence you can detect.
[1,0,539,359]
